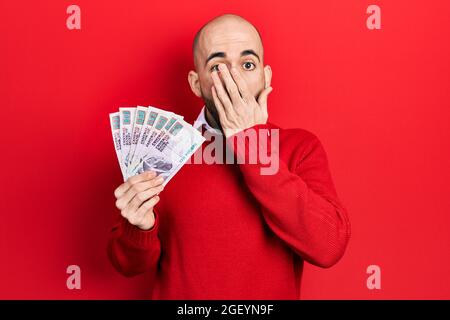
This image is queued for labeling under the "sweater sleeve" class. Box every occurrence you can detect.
[107,208,162,277]
[226,124,351,268]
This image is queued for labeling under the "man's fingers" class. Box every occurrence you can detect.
[229,67,253,102]
[126,184,164,213]
[125,195,159,227]
[217,64,241,104]
[114,170,156,198]
[135,195,161,218]
[115,174,164,210]
[211,70,234,117]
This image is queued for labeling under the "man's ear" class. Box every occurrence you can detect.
[263,65,272,89]
[188,70,202,98]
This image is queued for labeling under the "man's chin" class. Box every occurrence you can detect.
[203,99,223,131]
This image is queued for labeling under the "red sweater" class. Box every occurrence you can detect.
[107,122,351,299]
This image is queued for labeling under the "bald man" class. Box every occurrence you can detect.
[108,14,351,299]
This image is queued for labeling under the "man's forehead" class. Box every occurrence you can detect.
[198,28,263,59]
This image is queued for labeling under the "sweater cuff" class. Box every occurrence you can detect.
[121,209,160,248]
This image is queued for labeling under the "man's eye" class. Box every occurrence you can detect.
[210,65,219,72]
[242,62,256,71]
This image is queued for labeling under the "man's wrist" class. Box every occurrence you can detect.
[136,211,156,231]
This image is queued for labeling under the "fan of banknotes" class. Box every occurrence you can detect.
[109,106,205,185]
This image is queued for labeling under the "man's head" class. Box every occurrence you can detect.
[188,14,272,126]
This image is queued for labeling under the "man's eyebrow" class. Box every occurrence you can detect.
[241,49,260,61]
[204,49,260,67]
[205,52,226,66]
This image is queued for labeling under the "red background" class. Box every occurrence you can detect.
[1,0,449,299]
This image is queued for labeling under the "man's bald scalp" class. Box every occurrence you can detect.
[192,14,264,67]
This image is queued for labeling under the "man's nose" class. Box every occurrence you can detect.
[229,65,241,75]
[219,62,239,72]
